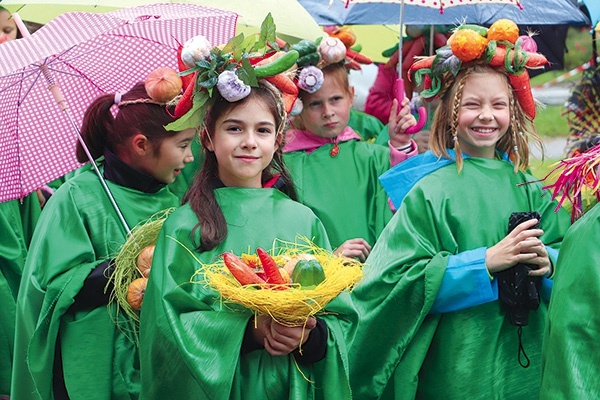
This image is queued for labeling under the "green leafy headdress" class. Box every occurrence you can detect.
[167,13,300,132]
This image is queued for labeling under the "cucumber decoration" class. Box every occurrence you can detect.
[291,39,317,57]
[253,49,299,78]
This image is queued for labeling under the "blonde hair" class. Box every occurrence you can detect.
[429,64,541,173]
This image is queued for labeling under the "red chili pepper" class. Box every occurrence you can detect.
[256,248,287,286]
[222,252,266,286]
[174,73,196,119]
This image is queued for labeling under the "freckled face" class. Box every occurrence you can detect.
[456,72,511,159]
[206,99,279,188]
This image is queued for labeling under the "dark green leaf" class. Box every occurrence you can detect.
[237,58,258,87]
[258,13,277,47]
[198,76,218,88]
[179,67,200,76]
[195,59,212,70]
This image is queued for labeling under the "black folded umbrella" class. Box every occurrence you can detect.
[496,211,542,367]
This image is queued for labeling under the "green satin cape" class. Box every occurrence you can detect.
[11,171,179,400]
[139,188,353,399]
[541,202,600,399]
[346,157,571,400]
[283,140,392,249]
[0,194,40,396]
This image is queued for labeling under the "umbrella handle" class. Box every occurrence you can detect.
[395,77,426,135]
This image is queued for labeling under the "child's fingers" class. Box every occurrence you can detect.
[510,218,540,236]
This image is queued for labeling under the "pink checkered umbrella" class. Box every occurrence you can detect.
[0,3,237,208]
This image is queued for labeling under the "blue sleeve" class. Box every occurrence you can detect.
[430,247,498,314]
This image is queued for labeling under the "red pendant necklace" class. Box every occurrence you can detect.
[330,141,339,157]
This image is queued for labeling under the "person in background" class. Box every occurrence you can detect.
[11,75,195,399]
[364,26,451,153]
[540,142,600,398]
[0,7,43,398]
[0,6,18,44]
[345,20,572,399]
[284,56,417,262]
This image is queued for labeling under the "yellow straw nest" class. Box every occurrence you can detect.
[109,208,174,330]
[194,238,363,327]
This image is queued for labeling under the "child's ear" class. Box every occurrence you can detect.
[131,133,151,156]
[348,85,355,103]
[201,129,214,151]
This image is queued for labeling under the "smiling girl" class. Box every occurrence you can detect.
[140,82,352,399]
[12,80,194,400]
[346,23,573,399]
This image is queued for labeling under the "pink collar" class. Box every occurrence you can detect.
[283,126,361,153]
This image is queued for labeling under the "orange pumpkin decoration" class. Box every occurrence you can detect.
[136,245,155,278]
[450,29,488,62]
[487,19,520,44]
[127,278,148,311]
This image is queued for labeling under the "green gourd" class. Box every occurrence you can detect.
[291,259,326,289]
[291,39,317,57]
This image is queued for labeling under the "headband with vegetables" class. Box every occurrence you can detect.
[410,19,548,119]
[285,31,372,115]
[166,13,299,132]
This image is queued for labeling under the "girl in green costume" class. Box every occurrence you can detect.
[139,77,354,398]
[11,80,196,399]
[346,22,572,400]
[540,143,600,398]
[0,194,41,398]
[284,61,418,261]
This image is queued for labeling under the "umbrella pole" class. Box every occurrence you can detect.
[13,13,131,236]
[395,0,426,134]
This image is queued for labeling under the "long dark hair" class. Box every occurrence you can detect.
[185,84,297,252]
[76,82,178,163]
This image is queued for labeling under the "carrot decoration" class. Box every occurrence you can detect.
[509,69,536,119]
[345,48,372,65]
[524,52,548,68]
[173,73,197,119]
[408,55,436,77]
[265,73,298,96]
[222,252,266,286]
[487,44,507,67]
[256,247,287,286]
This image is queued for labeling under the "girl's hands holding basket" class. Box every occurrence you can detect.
[253,315,317,356]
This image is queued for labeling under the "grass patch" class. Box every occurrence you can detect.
[529,158,560,181]
[533,105,569,138]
